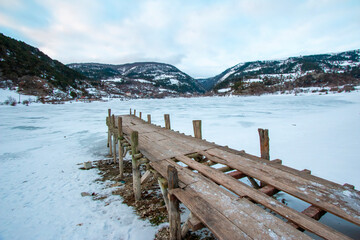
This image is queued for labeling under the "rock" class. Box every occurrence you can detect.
[81,192,91,197]
[84,161,92,169]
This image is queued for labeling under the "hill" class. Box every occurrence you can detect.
[68,62,205,96]
[0,33,94,100]
[202,50,360,94]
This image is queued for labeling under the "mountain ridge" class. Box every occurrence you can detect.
[1,31,359,101]
[203,49,360,94]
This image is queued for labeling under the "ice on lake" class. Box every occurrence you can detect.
[1,92,360,239]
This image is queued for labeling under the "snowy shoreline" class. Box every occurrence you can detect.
[1,92,360,239]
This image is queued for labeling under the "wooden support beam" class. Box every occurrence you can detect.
[138,158,149,165]
[107,109,112,155]
[158,177,169,210]
[109,132,113,156]
[259,185,279,196]
[164,114,171,129]
[227,170,246,179]
[112,114,116,164]
[133,153,143,160]
[106,117,110,148]
[168,165,181,240]
[147,114,151,124]
[130,108,132,115]
[118,117,124,178]
[139,112,142,119]
[271,159,282,164]
[141,170,152,184]
[192,120,202,139]
[134,109,136,117]
[131,131,141,201]
[181,212,206,237]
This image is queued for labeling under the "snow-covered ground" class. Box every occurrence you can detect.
[0,88,37,103]
[1,92,360,239]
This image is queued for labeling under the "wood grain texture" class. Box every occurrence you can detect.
[206,147,360,227]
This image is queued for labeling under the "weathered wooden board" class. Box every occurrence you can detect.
[171,188,252,240]
[153,157,312,239]
[110,114,359,239]
[175,155,352,240]
[165,158,312,239]
[205,147,360,226]
[150,159,200,188]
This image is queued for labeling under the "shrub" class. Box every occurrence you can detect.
[4,96,17,106]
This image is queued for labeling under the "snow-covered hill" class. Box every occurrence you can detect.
[203,49,360,94]
[68,62,205,95]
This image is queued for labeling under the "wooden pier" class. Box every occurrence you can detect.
[106,109,360,240]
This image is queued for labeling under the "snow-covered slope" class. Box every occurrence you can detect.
[204,49,360,92]
[0,33,93,100]
[68,62,205,94]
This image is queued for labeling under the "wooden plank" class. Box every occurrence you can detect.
[175,155,352,240]
[206,148,360,227]
[153,158,310,239]
[229,147,347,189]
[170,188,252,240]
[188,181,312,240]
[150,159,199,188]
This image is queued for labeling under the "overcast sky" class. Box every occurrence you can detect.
[0,0,359,78]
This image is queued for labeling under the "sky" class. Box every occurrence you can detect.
[0,0,360,78]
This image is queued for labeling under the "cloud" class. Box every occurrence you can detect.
[0,0,359,78]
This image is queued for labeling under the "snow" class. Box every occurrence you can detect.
[103,78,122,82]
[169,79,179,85]
[0,89,37,103]
[135,79,152,84]
[243,66,261,73]
[217,87,231,93]
[218,69,236,83]
[244,78,262,83]
[1,91,360,239]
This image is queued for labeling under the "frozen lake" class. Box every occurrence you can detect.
[1,92,360,239]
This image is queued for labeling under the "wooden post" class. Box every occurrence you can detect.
[168,165,181,240]
[258,128,270,160]
[134,109,136,117]
[106,117,109,148]
[131,131,141,201]
[107,109,111,148]
[164,114,171,129]
[192,120,202,139]
[112,114,116,164]
[139,112,142,119]
[130,108,132,115]
[147,114,151,124]
[118,117,124,178]
[108,110,113,156]
[258,128,269,187]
